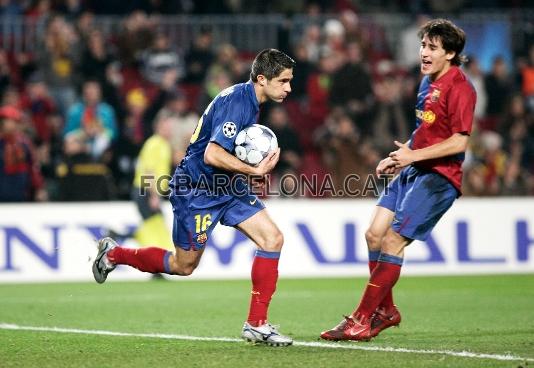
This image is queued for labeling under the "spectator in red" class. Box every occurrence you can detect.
[20,73,57,142]
[0,106,47,201]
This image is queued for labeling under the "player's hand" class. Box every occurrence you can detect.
[376,157,397,177]
[255,148,280,176]
[389,141,416,168]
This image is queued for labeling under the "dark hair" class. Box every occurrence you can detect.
[250,49,296,82]
[418,18,467,66]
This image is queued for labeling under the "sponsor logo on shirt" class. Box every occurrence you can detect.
[415,109,436,124]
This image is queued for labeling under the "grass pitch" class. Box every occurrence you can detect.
[1,274,533,368]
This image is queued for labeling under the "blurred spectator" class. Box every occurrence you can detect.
[123,88,148,146]
[464,56,487,121]
[64,80,118,159]
[329,41,374,136]
[197,68,232,112]
[323,19,345,54]
[206,43,240,83]
[0,50,11,96]
[301,24,322,63]
[307,50,342,127]
[463,131,507,196]
[315,111,379,197]
[80,29,115,85]
[116,11,155,67]
[54,0,85,19]
[0,0,23,16]
[372,63,409,154]
[36,15,81,113]
[266,105,302,177]
[397,15,430,72]
[140,31,184,85]
[520,44,534,111]
[183,27,215,83]
[498,93,534,174]
[289,43,314,100]
[26,0,52,22]
[0,106,47,202]
[156,92,198,164]
[20,73,57,142]
[55,131,115,201]
[485,56,513,118]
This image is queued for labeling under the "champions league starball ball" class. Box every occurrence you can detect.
[234,124,278,166]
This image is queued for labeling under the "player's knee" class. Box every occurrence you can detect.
[365,228,381,249]
[262,230,284,252]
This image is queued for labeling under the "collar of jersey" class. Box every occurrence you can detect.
[246,80,260,112]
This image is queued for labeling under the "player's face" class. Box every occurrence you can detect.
[420,35,455,80]
[265,68,293,103]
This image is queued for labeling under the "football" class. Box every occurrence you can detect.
[234,124,278,166]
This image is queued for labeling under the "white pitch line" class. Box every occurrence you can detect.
[1,323,532,363]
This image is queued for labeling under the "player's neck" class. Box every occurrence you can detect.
[253,82,266,104]
[430,63,452,82]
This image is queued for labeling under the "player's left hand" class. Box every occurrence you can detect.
[255,148,280,176]
[389,141,416,168]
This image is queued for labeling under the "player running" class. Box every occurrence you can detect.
[93,49,295,346]
[320,18,476,341]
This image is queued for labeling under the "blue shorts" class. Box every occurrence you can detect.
[169,188,265,250]
[377,166,458,241]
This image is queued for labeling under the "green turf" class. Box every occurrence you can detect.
[1,274,533,368]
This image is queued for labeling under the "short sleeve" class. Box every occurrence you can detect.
[447,81,476,135]
[210,92,246,152]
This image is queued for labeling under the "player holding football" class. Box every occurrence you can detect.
[93,49,295,346]
[320,19,476,341]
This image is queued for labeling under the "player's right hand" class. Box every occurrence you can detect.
[376,157,397,177]
[255,148,280,176]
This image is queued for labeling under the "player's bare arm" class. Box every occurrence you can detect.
[204,141,280,176]
[389,133,469,168]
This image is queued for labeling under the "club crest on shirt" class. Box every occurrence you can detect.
[431,89,441,102]
[196,232,208,244]
[223,122,237,138]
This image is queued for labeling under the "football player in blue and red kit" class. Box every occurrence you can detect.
[321,19,476,341]
[93,49,295,346]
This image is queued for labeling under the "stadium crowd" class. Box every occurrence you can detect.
[0,0,533,201]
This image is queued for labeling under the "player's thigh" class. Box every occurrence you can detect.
[380,227,411,257]
[235,209,283,252]
[365,205,395,249]
[393,171,457,241]
[170,192,225,251]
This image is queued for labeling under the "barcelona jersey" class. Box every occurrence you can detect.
[410,66,476,192]
[170,81,259,197]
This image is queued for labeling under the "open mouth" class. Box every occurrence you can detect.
[422,60,432,67]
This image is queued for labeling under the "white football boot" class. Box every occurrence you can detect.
[241,322,293,346]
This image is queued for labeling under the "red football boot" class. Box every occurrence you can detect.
[370,305,402,337]
[320,313,373,341]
